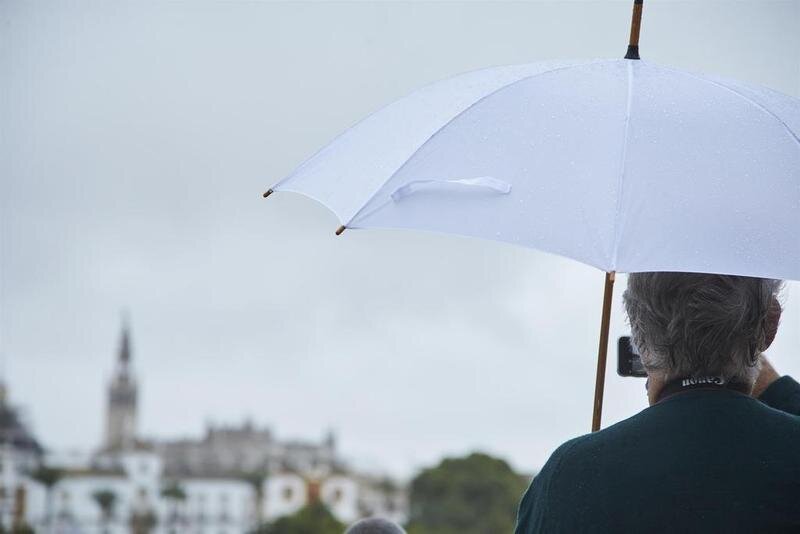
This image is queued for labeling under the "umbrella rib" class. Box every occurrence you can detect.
[660,65,800,150]
[343,59,617,229]
[610,61,636,270]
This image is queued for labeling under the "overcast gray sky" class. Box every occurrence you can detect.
[2,0,799,479]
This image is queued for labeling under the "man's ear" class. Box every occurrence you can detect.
[764,296,782,350]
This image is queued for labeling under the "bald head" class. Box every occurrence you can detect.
[345,517,406,534]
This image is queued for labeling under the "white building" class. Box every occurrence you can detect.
[0,382,44,530]
[15,321,406,532]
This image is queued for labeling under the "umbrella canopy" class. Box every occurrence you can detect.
[270,57,800,281]
[264,1,799,431]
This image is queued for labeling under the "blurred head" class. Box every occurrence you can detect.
[345,517,407,534]
[623,272,783,390]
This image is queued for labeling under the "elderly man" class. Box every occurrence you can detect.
[516,272,800,533]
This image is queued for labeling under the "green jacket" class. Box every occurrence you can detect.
[516,376,800,533]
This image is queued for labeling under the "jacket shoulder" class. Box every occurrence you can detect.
[515,434,595,534]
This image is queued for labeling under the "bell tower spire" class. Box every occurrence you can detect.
[104,314,138,451]
[119,316,131,366]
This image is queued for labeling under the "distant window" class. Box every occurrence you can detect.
[332,488,343,503]
[219,493,229,510]
[283,487,293,501]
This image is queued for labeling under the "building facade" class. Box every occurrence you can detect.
[12,322,406,533]
[0,382,44,530]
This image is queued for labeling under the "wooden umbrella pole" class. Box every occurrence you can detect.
[624,0,644,60]
[591,271,616,432]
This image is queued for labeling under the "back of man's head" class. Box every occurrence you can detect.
[623,272,782,385]
[345,517,406,534]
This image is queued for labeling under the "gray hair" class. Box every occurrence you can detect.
[623,272,783,385]
[345,518,407,534]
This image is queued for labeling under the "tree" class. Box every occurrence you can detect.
[242,471,267,527]
[406,452,529,534]
[160,481,187,501]
[92,490,117,534]
[29,466,63,533]
[0,522,35,534]
[252,502,343,534]
[128,510,157,534]
[160,482,187,534]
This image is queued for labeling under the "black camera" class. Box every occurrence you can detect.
[617,335,647,378]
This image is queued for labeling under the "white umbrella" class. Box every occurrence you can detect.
[263,1,800,430]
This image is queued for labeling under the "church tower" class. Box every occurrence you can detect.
[104,319,138,450]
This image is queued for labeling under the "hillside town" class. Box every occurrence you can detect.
[0,324,407,532]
